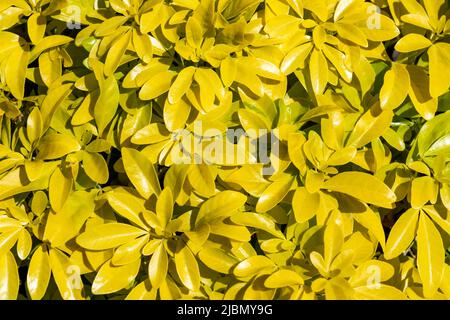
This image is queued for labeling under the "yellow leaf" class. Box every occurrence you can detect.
[304,0,328,21]
[220,57,237,87]
[112,235,148,266]
[156,188,173,228]
[106,188,149,229]
[196,190,247,226]
[428,43,450,98]
[92,259,141,295]
[185,17,203,48]
[238,109,271,137]
[407,65,437,120]
[230,212,284,238]
[5,45,29,100]
[27,13,46,44]
[95,16,129,37]
[0,251,19,300]
[188,164,216,198]
[292,187,320,223]
[0,228,21,257]
[197,247,239,274]
[384,208,419,259]
[132,28,152,63]
[422,0,444,29]
[175,243,200,291]
[37,134,81,160]
[323,171,396,208]
[416,213,445,298]
[353,284,407,300]
[233,255,276,278]
[94,76,120,135]
[148,242,168,289]
[139,5,163,33]
[209,222,251,242]
[422,206,450,235]
[26,107,43,145]
[336,23,368,47]
[105,30,131,77]
[321,44,352,83]
[131,123,171,145]
[347,104,394,148]
[126,280,157,300]
[49,166,72,212]
[224,165,270,197]
[353,207,386,249]
[163,98,191,132]
[394,34,432,52]
[49,248,84,300]
[16,229,31,260]
[27,245,51,300]
[40,83,73,130]
[139,70,176,100]
[256,175,294,213]
[193,68,220,110]
[235,60,264,96]
[83,152,109,184]
[380,63,410,110]
[44,191,96,247]
[410,176,439,209]
[281,42,313,75]
[168,66,195,104]
[29,35,72,62]
[122,148,161,198]
[77,223,147,250]
[363,13,399,41]
[264,269,304,288]
[324,220,344,270]
[309,48,328,95]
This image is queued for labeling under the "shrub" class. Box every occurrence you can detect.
[0,0,449,300]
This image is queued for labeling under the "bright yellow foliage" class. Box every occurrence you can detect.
[0,0,449,300]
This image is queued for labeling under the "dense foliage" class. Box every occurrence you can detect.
[0,0,449,300]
